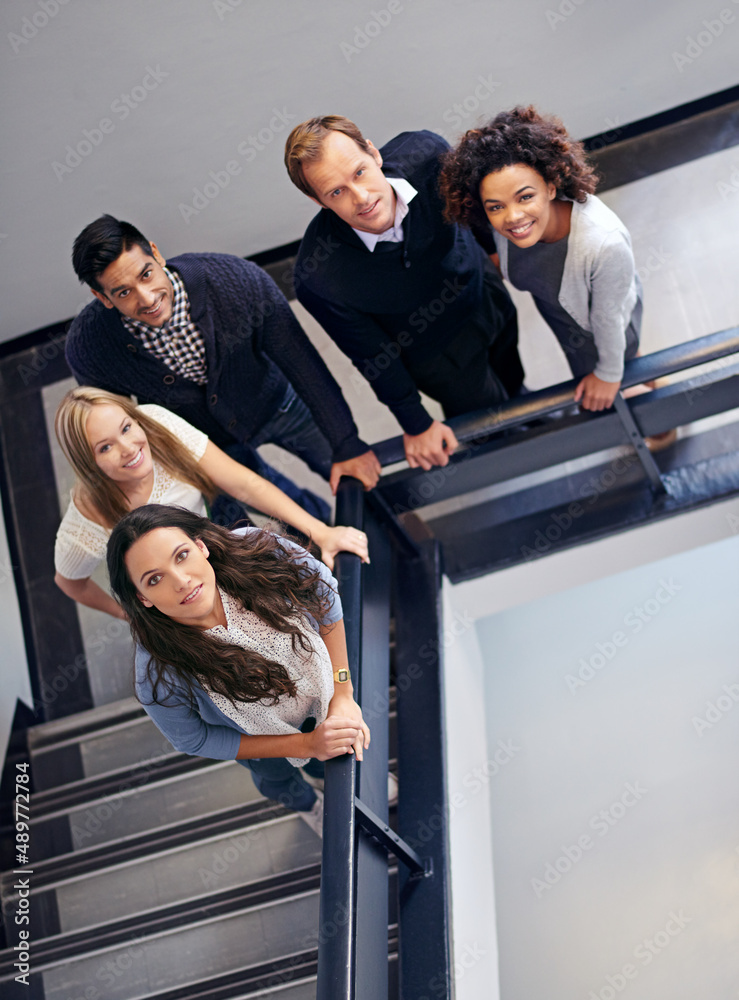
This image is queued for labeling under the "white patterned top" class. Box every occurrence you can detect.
[54,404,208,580]
[204,588,334,766]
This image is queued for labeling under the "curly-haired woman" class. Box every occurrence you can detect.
[440,106,643,412]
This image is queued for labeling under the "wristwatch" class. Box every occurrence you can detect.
[333,667,350,684]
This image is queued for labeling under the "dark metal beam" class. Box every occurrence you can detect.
[354,501,392,1000]
[317,479,364,1000]
[373,326,739,466]
[378,365,739,514]
[394,540,452,1000]
[612,393,666,492]
[354,799,430,878]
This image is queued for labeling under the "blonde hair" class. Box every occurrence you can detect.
[284,115,372,198]
[55,387,217,528]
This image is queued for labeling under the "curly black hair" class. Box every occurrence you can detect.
[440,105,599,231]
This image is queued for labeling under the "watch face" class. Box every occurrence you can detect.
[337,669,349,682]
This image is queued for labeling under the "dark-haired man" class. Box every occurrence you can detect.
[65,216,380,514]
[284,117,523,471]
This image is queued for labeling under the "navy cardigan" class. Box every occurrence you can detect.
[65,252,368,462]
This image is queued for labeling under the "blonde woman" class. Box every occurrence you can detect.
[54,387,369,620]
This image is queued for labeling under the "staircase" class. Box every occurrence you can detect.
[0,695,398,999]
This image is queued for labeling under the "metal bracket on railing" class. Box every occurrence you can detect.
[355,797,433,879]
[612,393,667,494]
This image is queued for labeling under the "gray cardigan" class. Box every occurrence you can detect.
[495,194,639,382]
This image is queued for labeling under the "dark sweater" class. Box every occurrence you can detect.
[295,130,495,435]
[65,252,367,462]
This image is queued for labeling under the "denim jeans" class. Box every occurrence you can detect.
[218,437,331,525]
[250,383,334,481]
[241,755,325,812]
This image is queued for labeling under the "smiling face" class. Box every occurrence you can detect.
[92,242,173,326]
[85,403,153,489]
[302,130,397,234]
[125,526,222,627]
[479,163,562,247]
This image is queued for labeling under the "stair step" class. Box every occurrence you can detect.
[29,710,172,791]
[4,809,323,941]
[2,888,322,1000]
[30,759,257,859]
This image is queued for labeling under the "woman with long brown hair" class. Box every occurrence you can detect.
[54,386,369,619]
[107,504,370,833]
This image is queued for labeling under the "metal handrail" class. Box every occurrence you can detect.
[316,482,363,1000]
[373,325,739,466]
[316,324,739,996]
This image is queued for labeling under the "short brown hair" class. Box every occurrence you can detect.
[284,115,371,198]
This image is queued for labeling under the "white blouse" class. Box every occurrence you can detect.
[205,589,334,767]
[54,404,208,580]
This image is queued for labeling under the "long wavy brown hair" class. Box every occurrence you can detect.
[55,387,217,528]
[440,105,599,232]
[107,505,334,707]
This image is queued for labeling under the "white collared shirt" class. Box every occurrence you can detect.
[353,177,418,251]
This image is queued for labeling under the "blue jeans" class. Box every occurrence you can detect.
[218,438,331,525]
[241,755,325,812]
[250,384,334,482]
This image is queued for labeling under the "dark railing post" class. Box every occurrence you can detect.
[612,393,667,492]
[317,479,396,1000]
[394,539,452,999]
[316,478,364,1000]
[354,499,392,1000]
[317,752,357,1000]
